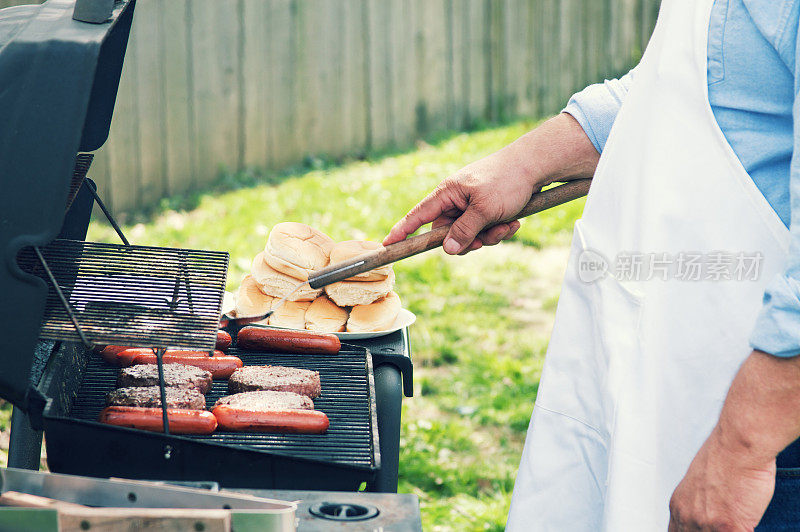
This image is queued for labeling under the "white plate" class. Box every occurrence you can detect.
[335,308,416,339]
[263,308,416,340]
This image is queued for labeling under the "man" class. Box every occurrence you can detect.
[384,0,800,529]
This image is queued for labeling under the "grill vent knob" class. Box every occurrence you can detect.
[309,502,380,521]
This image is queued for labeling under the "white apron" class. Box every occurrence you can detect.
[507,0,790,530]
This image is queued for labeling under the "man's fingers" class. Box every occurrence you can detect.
[443,206,489,254]
[383,190,451,245]
[458,240,483,255]
[505,220,521,239]
[431,214,457,230]
[478,223,512,246]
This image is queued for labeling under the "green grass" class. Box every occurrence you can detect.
[85,119,580,531]
[0,401,10,467]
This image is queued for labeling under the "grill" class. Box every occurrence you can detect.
[70,347,380,469]
[0,0,413,511]
[40,342,382,490]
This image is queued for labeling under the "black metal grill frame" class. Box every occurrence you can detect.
[39,342,381,490]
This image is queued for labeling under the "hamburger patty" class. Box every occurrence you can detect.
[117,363,213,394]
[214,390,314,411]
[106,386,206,410]
[228,365,321,398]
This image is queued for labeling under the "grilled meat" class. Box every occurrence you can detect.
[214,390,314,411]
[227,365,321,398]
[106,386,206,410]
[116,363,213,394]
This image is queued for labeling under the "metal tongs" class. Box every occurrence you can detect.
[225,178,591,325]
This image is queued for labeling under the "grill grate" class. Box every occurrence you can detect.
[65,153,93,211]
[68,347,378,468]
[17,239,228,350]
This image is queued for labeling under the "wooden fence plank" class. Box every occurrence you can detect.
[449,0,468,129]
[320,0,346,158]
[242,0,271,170]
[133,0,167,205]
[414,0,448,135]
[367,0,392,150]
[190,0,241,186]
[161,0,195,195]
[295,0,320,158]
[267,0,298,168]
[388,0,417,146]
[338,0,367,156]
[465,0,486,128]
[106,26,141,215]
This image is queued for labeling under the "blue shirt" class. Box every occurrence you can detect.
[564,0,800,358]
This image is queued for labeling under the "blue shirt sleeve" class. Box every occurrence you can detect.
[750,22,800,358]
[562,67,638,153]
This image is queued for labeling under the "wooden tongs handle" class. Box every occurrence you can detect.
[308,178,591,289]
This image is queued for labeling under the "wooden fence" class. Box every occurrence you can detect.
[1,0,660,214]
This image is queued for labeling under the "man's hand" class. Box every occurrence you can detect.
[383,152,532,255]
[383,113,600,254]
[669,350,800,531]
[668,427,776,531]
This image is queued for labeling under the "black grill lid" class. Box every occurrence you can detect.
[0,0,135,410]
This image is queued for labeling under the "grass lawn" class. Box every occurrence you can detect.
[2,119,585,530]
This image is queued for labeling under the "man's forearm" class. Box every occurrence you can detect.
[499,113,600,189]
[712,350,800,466]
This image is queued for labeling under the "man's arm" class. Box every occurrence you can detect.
[669,350,800,530]
[383,113,599,254]
[384,68,637,254]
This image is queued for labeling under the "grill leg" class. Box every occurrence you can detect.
[7,407,43,470]
[367,364,403,493]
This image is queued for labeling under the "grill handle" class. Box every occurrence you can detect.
[308,178,591,289]
[73,0,115,23]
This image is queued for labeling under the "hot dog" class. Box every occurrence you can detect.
[114,348,216,368]
[212,405,329,434]
[236,327,341,355]
[97,345,138,365]
[98,406,217,435]
[216,330,232,352]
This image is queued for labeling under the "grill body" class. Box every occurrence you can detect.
[0,0,135,410]
[38,342,381,490]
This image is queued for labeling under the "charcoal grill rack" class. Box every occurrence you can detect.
[16,239,228,351]
[39,343,381,491]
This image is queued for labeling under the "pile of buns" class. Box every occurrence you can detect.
[234,222,401,333]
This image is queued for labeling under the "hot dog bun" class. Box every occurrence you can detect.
[305,296,348,332]
[235,274,274,318]
[325,269,395,307]
[265,222,334,280]
[347,291,402,332]
[251,252,322,301]
[268,300,311,329]
[328,240,392,281]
